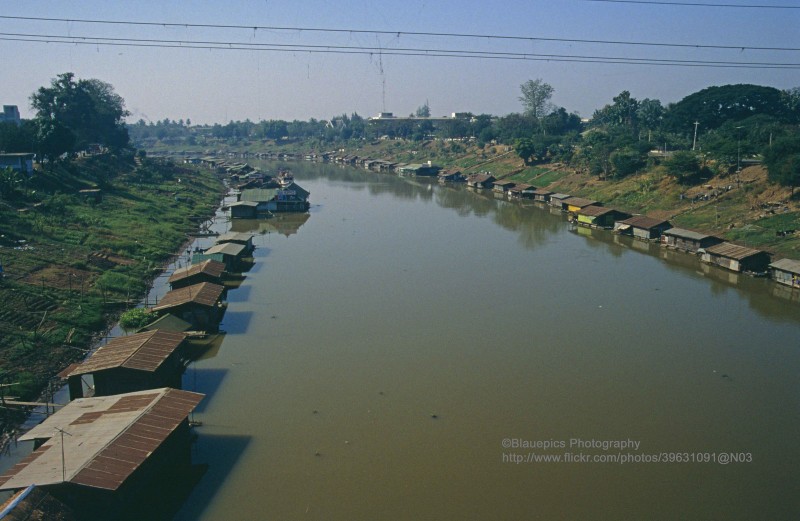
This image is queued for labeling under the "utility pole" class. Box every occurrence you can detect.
[55,427,72,482]
[692,121,699,151]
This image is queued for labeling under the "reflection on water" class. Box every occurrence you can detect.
[174,161,800,520]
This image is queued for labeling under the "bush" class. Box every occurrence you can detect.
[665,150,701,182]
[119,307,154,330]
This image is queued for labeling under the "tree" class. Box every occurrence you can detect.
[664,84,786,132]
[415,101,431,118]
[514,138,537,165]
[35,119,75,163]
[764,135,800,196]
[664,150,701,182]
[609,147,645,178]
[519,79,554,119]
[30,73,130,152]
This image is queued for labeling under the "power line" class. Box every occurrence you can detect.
[0,15,798,52]
[581,0,800,8]
[3,34,798,69]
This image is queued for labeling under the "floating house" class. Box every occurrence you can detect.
[438,169,465,183]
[229,200,259,219]
[238,182,310,213]
[508,183,536,199]
[65,330,187,400]
[701,242,771,273]
[769,258,800,288]
[151,282,225,331]
[576,206,631,229]
[615,215,673,240]
[563,197,601,214]
[0,485,77,520]
[0,388,203,520]
[661,227,724,253]
[548,193,571,208]
[531,189,552,203]
[168,259,226,290]
[215,232,255,256]
[397,163,442,177]
[492,180,516,194]
[192,242,247,272]
[466,173,495,189]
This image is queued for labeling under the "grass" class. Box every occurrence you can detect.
[0,152,224,423]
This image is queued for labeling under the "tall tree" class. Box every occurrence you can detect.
[764,135,800,196]
[415,101,431,118]
[519,79,554,119]
[30,73,130,152]
[664,84,786,132]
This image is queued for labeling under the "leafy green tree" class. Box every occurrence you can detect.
[519,79,554,119]
[31,73,130,151]
[664,84,787,132]
[609,147,645,178]
[35,119,75,163]
[764,135,800,196]
[664,150,701,182]
[514,138,537,165]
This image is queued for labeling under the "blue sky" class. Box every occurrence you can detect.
[2,1,798,124]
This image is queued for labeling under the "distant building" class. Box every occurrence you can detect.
[0,153,34,176]
[0,105,20,126]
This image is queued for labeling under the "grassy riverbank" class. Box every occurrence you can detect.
[0,151,223,435]
[155,137,800,258]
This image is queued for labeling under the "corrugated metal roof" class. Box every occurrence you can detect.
[203,243,246,257]
[168,259,226,285]
[151,282,224,312]
[619,215,671,230]
[770,257,800,274]
[215,232,253,244]
[240,188,277,202]
[662,227,714,241]
[564,197,599,208]
[578,205,615,217]
[0,389,203,492]
[67,330,186,376]
[549,193,570,200]
[705,242,767,260]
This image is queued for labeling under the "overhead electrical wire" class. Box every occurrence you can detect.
[0,15,798,52]
[1,33,797,69]
[581,0,800,8]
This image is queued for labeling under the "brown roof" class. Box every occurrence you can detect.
[203,242,246,257]
[0,388,203,492]
[168,259,226,285]
[578,205,617,217]
[564,197,600,208]
[705,242,767,260]
[151,282,224,312]
[67,330,186,376]
[619,215,671,230]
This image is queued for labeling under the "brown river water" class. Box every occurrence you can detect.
[4,160,799,520]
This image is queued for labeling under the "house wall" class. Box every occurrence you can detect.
[772,269,800,288]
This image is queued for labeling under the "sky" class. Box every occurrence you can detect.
[1,0,798,125]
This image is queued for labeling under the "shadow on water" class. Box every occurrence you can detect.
[220,310,253,335]
[226,285,252,302]
[172,434,253,521]
[183,367,229,413]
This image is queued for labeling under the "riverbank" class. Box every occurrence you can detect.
[148,138,799,258]
[0,152,225,438]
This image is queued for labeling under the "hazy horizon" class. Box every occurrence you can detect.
[2,1,798,125]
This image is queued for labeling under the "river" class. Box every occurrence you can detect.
[165,161,800,520]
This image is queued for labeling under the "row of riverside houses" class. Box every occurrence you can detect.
[0,228,256,519]
[473,176,793,281]
[324,150,799,290]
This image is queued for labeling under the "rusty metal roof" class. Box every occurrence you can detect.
[705,242,768,260]
[168,259,226,285]
[619,215,671,230]
[578,205,615,217]
[0,388,203,492]
[67,330,186,376]
[151,282,224,312]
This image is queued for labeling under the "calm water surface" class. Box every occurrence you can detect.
[173,162,800,520]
